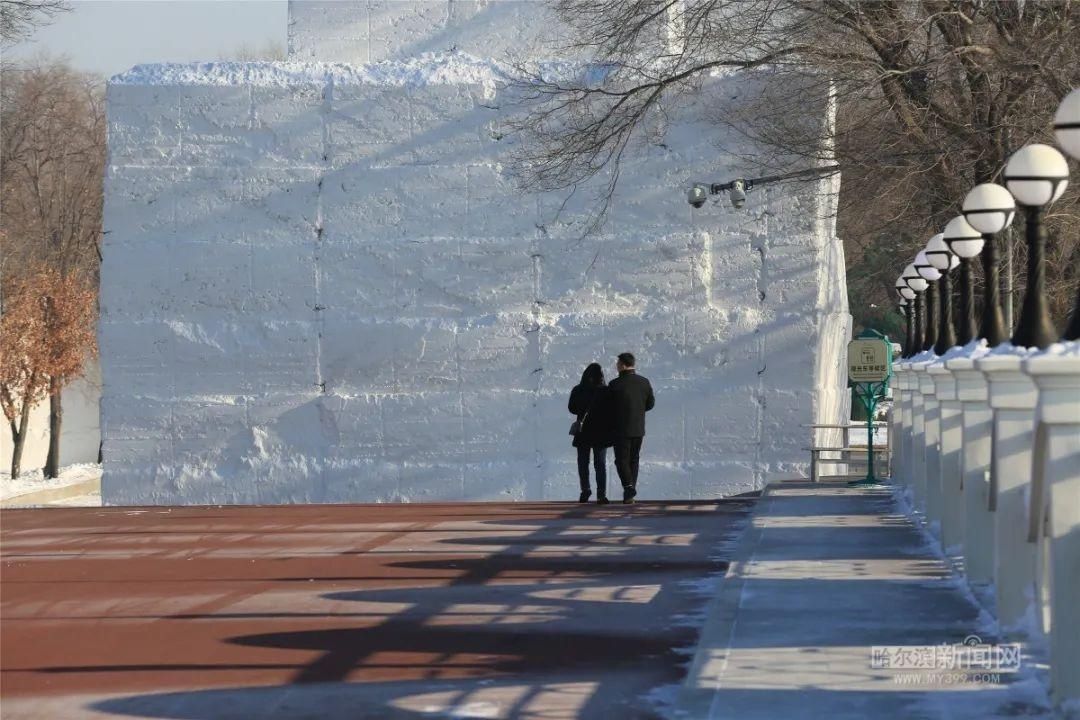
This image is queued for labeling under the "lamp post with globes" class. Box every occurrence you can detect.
[897,279,916,357]
[915,250,942,353]
[1053,87,1080,341]
[962,183,1015,346]
[925,233,959,354]
[942,216,984,346]
[1003,144,1069,349]
[903,263,928,352]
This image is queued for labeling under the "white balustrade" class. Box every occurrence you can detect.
[929,352,966,555]
[977,348,1042,638]
[1023,342,1080,712]
[946,346,995,587]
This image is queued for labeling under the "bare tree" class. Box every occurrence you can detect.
[509,0,1079,332]
[1,59,104,477]
[0,0,68,46]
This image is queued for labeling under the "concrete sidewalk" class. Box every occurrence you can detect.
[675,481,1052,720]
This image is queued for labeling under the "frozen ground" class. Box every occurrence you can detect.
[1,464,102,506]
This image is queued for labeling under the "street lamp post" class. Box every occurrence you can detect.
[1003,144,1069,349]
[926,233,959,355]
[915,250,942,353]
[904,263,928,352]
[942,216,985,346]
[962,183,1015,346]
[897,279,916,357]
[1054,88,1080,341]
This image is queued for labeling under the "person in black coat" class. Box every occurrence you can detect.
[568,363,613,504]
[606,352,655,504]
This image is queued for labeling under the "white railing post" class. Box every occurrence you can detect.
[920,362,944,538]
[1024,344,1080,713]
[977,349,1041,638]
[908,360,929,513]
[929,353,965,557]
[947,348,995,588]
[893,365,911,490]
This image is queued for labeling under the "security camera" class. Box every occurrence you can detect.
[729,179,747,209]
[687,183,708,209]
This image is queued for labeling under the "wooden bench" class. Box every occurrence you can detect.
[804,446,892,483]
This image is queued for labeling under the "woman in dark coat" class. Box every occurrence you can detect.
[568,363,612,504]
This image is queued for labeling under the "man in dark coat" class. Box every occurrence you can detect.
[606,352,655,504]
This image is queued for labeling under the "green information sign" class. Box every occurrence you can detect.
[848,338,891,383]
[847,331,892,485]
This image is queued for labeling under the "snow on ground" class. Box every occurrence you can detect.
[1,463,102,505]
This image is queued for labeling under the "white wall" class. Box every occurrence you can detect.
[0,362,101,475]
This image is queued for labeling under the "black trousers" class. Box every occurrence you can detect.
[613,437,643,494]
[576,445,607,496]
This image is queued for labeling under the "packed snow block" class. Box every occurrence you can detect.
[107,84,181,166]
[601,234,699,308]
[323,393,384,457]
[690,463,759,500]
[399,462,466,502]
[683,388,762,464]
[291,1,567,65]
[252,85,327,167]
[98,320,172,375]
[329,84,414,167]
[462,461,532,500]
[465,165,538,237]
[320,316,404,392]
[319,242,404,317]
[103,167,178,244]
[320,166,467,241]
[634,463,692,500]
[288,2,367,62]
[380,392,464,462]
[169,239,253,318]
[169,320,318,396]
[461,389,534,462]
[172,171,248,245]
[392,320,461,390]
[100,241,175,322]
[176,85,253,167]
[322,455,402,503]
[451,241,535,313]
[251,241,315,320]
[457,316,533,390]
[244,169,320,239]
[540,313,611,387]
[102,461,175,505]
[102,57,849,504]
[407,85,492,164]
[170,396,248,442]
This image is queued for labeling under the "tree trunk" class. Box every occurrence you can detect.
[44,376,63,478]
[9,401,32,479]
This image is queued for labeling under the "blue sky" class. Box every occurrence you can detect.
[7,0,288,78]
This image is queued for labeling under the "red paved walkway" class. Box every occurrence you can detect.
[0,499,753,719]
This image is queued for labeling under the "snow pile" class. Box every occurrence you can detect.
[1,463,102,504]
[112,53,513,96]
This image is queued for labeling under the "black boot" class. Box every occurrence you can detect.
[596,495,610,505]
[579,490,592,503]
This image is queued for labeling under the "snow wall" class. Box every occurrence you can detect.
[100,3,850,506]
